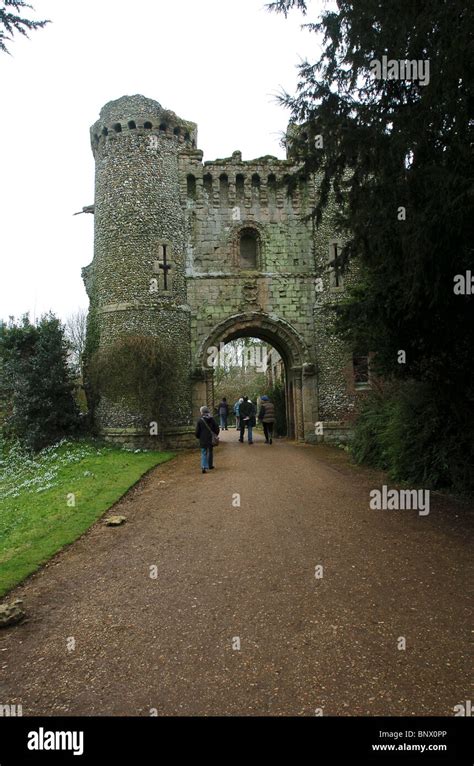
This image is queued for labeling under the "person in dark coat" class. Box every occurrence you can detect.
[258,395,276,444]
[238,396,256,444]
[195,405,219,473]
[218,397,229,430]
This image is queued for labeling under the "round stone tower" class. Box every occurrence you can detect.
[85,94,197,447]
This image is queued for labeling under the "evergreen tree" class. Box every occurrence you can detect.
[0,314,80,451]
[269,0,474,489]
[0,1,49,53]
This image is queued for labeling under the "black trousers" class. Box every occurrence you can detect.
[263,422,274,442]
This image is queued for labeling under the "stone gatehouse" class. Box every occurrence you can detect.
[82,94,366,447]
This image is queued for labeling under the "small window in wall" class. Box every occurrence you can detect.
[128,121,136,130]
[299,176,308,203]
[203,173,213,198]
[267,174,277,206]
[353,355,370,388]
[113,123,122,133]
[159,123,167,133]
[251,173,260,197]
[173,127,181,138]
[236,174,245,202]
[153,242,173,291]
[187,174,196,201]
[219,174,229,205]
[328,240,344,289]
[144,122,152,129]
[239,228,259,269]
[283,174,295,201]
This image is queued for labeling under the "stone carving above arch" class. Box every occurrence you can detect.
[240,279,259,309]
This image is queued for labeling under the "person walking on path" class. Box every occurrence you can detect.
[195,406,219,473]
[234,397,243,431]
[258,395,276,444]
[238,396,256,444]
[218,397,229,430]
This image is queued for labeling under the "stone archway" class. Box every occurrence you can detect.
[192,312,317,441]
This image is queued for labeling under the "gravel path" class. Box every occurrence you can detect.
[0,431,472,716]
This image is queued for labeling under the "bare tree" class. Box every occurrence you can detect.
[65,308,87,377]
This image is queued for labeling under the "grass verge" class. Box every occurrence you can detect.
[0,439,174,597]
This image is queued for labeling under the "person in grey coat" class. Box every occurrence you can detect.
[258,395,276,444]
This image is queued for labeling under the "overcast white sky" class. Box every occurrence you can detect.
[0,0,325,323]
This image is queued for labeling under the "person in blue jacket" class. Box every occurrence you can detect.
[233,397,243,431]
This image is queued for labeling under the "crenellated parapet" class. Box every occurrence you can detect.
[179,149,315,214]
[90,94,197,158]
